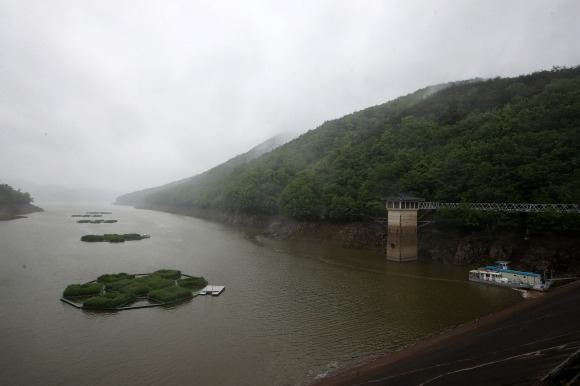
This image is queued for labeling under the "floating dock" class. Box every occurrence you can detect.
[199,285,225,296]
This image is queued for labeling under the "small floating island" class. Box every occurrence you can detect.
[74,211,117,223]
[81,233,150,242]
[72,212,112,217]
[77,219,118,224]
[61,269,222,311]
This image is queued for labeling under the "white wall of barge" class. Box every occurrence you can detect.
[470,269,543,286]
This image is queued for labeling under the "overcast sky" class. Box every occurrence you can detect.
[1,0,579,199]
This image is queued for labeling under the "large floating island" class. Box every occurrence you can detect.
[60,269,220,311]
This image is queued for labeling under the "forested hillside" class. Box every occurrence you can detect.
[115,134,291,206]
[0,184,33,205]
[0,184,42,220]
[121,67,580,232]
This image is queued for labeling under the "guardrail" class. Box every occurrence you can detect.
[419,202,580,213]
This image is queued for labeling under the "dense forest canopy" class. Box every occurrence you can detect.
[0,184,33,205]
[121,67,580,231]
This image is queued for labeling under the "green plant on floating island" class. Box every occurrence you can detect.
[177,276,207,287]
[136,274,175,290]
[148,286,193,303]
[149,269,181,279]
[61,270,208,310]
[83,292,132,309]
[80,233,147,242]
[63,282,103,297]
[98,272,135,283]
[117,281,151,297]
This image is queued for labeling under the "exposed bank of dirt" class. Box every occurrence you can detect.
[140,205,386,250]
[418,225,580,276]
[262,216,386,250]
[137,205,580,276]
[0,203,44,220]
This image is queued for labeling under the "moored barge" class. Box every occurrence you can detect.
[469,261,552,291]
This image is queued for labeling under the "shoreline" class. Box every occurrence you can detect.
[313,280,580,385]
[0,203,44,220]
[131,204,580,277]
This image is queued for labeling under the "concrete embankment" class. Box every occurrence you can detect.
[315,280,580,385]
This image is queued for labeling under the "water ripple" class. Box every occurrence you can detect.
[0,204,523,386]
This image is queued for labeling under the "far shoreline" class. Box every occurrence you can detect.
[0,203,44,221]
[125,204,580,279]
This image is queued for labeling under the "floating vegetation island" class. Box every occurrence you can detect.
[73,211,118,223]
[81,233,150,242]
[61,270,208,310]
[72,212,112,217]
[77,219,118,224]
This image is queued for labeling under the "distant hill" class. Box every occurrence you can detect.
[116,67,580,232]
[114,176,191,207]
[2,179,120,204]
[115,133,293,206]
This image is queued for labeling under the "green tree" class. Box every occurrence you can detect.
[278,171,321,220]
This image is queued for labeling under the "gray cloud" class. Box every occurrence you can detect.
[1,0,579,196]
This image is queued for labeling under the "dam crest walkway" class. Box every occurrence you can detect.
[419,202,580,213]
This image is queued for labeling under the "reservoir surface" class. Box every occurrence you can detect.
[0,204,522,385]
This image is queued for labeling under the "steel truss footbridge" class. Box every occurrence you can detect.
[419,202,580,213]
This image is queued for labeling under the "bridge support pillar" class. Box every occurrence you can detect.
[383,193,424,262]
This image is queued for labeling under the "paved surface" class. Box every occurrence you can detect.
[315,281,580,386]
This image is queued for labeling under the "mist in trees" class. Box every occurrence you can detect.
[122,67,580,232]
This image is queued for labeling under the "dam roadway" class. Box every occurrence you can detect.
[316,280,580,385]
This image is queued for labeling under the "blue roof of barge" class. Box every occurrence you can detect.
[485,266,540,277]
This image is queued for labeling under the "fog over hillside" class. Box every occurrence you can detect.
[2,1,579,194]
[2,179,122,205]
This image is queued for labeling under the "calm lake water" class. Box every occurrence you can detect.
[0,204,522,385]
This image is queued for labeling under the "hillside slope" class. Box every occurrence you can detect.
[0,184,43,220]
[115,134,291,206]
[121,67,579,228]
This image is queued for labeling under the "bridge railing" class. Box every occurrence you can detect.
[419,202,580,213]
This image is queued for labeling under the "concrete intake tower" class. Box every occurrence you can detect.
[383,193,424,262]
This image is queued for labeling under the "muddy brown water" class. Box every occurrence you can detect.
[0,204,522,385]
